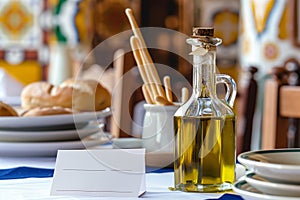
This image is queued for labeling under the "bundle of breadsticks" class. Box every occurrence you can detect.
[125,8,189,105]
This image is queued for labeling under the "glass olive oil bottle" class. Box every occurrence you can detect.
[173,27,237,192]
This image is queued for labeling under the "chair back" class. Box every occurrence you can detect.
[262,60,300,149]
[236,66,258,154]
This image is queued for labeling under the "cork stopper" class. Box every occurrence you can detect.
[187,27,222,47]
[192,27,214,37]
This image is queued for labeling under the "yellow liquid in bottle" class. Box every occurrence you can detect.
[174,115,235,192]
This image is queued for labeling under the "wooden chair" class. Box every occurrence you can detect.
[236,66,258,154]
[104,49,125,139]
[112,51,144,138]
[262,60,300,149]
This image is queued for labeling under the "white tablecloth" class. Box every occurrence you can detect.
[0,154,244,200]
[0,173,224,200]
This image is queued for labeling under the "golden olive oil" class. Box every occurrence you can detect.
[174,115,236,192]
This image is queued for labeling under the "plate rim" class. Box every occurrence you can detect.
[245,172,300,195]
[0,107,111,129]
[0,134,111,157]
[0,122,103,142]
[233,180,300,200]
[0,135,109,146]
[238,148,300,171]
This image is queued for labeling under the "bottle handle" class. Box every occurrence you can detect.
[216,74,237,107]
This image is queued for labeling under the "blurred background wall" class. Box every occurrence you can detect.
[2,0,300,150]
[0,0,239,87]
[239,0,300,150]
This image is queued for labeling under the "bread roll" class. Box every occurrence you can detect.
[21,106,74,117]
[60,79,111,111]
[0,101,19,117]
[21,79,111,111]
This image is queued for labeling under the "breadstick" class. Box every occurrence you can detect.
[130,36,149,84]
[138,51,165,98]
[125,8,158,79]
[142,84,153,104]
[181,87,189,103]
[155,96,173,106]
[163,76,173,103]
[125,8,166,99]
[130,36,158,99]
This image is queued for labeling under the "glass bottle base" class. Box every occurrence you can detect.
[174,182,232,193]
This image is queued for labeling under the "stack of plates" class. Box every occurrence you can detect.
[234,149,300,200]
[0,108,112,157]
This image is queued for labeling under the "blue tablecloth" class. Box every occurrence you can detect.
[0,166,173,180]
[0,167,53,180]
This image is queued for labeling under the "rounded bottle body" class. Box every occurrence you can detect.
[173,28,236,192]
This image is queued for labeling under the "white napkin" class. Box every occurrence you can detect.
[0,68,23,104]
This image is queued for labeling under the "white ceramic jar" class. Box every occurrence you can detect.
[142,104,179,154]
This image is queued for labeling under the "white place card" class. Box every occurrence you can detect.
[50,149,146,197]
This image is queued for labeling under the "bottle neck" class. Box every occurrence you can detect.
[193,50,217,98]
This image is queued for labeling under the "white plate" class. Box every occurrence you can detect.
[112,138,143,149]
[0,108,111,131]
[238,148,300,183]
[245,172,300,197]
[112,138,174,168]
[145,151,173,168]
[233,180,300,200]
[0,122,103,142]
[0,134,111,157]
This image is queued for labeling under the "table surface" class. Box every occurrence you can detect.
[0,146,244,200]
